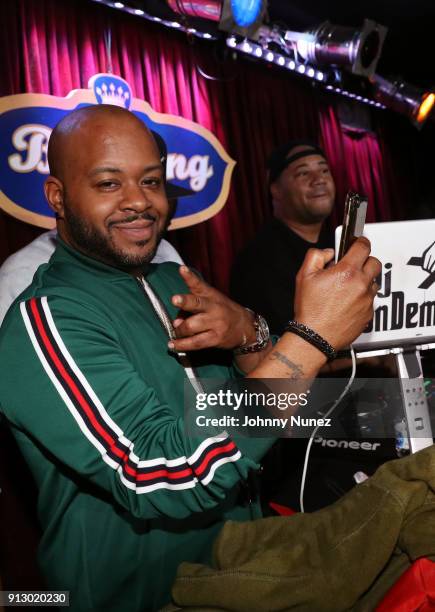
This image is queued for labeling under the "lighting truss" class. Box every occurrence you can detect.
[226,36,386,109]
[89,0,217,40]
[87,0,387,111]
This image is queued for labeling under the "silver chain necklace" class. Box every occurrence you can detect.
[136,275,205,395]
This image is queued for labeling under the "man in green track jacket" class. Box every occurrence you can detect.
[0,105,380,611]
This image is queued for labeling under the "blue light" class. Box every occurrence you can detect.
[231,0,263,28]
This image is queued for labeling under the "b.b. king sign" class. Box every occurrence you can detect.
[0,74,235,230]
[336,219,435,349]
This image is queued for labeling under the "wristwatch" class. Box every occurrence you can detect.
[234,310,270,355]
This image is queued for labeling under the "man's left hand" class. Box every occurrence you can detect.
[168,266,256,352]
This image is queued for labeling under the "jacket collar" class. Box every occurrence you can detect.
[51,237,152,282]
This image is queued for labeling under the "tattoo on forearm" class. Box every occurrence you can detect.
[270,351,304,378]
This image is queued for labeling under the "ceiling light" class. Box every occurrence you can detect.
[372,74,435,128]
[166,0,266,38]
[286,19,387,77]
[166,0,221,21]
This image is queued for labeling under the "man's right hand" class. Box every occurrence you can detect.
[293,237,381,350]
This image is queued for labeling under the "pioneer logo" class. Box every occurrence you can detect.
[314,436,381,451]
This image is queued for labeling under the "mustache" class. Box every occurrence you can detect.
[108,212,157,228]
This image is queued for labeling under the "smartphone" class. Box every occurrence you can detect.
[337,191,368,260]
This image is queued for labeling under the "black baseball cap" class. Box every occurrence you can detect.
[267,139,327,185]
[150,130,194,199]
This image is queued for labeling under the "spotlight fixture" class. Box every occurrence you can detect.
[285,19,387,78]
[372,74,435,128]
[166,0,267,37]
[219,0,266,37]
[166,0,222,21]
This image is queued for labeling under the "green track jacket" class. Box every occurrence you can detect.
[0,240,273,612]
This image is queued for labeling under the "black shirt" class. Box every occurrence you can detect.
[230,218,334,335]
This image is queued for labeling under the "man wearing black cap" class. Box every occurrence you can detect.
[230,140,336,336]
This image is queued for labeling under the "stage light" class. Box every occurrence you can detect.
[285,19,387,77]
[277,56,285,66]
[255,47,263,57]
[230,0,263,28]
[166,0,266,36]
[265,51,274,61]
[220,0,267,37]
[134,9,144,15]
[113,2,124,8]
[166,0,222,21]
[372,75,435,128]
[417,93,435,124]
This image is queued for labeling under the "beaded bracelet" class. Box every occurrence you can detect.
[284,320,337,362]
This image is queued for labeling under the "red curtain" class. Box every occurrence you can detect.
[0,0,409,291]
[319,104,402,225]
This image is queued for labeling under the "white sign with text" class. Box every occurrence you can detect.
[335,219,435,349]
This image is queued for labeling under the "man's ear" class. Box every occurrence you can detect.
[44,176,65,218]
[269,181,281,202]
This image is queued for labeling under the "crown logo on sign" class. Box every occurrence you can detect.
[89,74,133,110]
[95,82,130,108]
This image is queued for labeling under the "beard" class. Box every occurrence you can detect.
[63,199,172,271]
